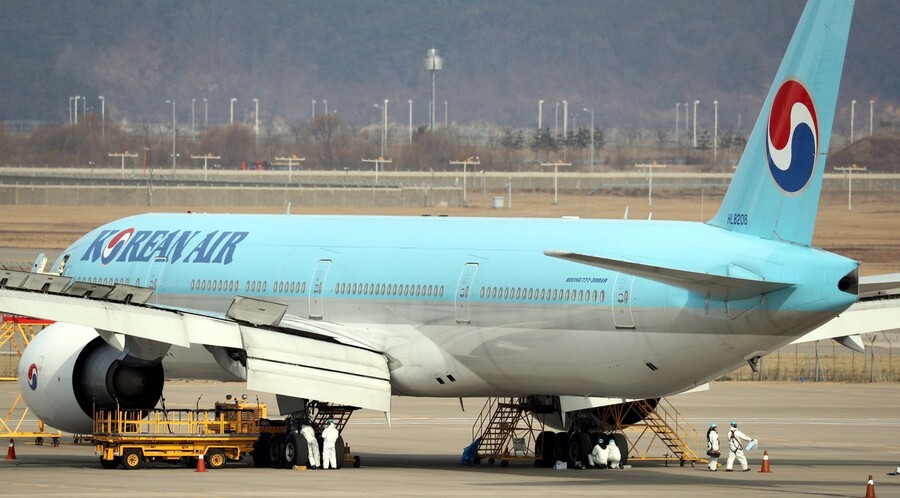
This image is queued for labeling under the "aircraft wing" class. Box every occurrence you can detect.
[0,281,392,413]
[544,250,794,300]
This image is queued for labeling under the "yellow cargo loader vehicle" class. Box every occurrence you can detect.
[93,396,275,470]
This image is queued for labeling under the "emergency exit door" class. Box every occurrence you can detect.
[309,259,332,319]
[612,273,635,329]
[455,263,478,323]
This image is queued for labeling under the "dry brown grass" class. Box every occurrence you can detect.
[1,189,896,275]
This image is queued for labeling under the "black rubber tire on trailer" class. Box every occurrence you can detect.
[567,432,591,468]
[206,448,227,470]
[99,456,121,469]
[353,455,361,468]
[268,433,287,469]
[610,432,629,467]
[121,449,143,470]
[252,434,272,468]
[552,432,568,465]
[535,431,557,467]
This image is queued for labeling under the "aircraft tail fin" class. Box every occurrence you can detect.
[709,1,854,246]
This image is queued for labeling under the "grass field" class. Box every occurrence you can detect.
[1,189,896,275]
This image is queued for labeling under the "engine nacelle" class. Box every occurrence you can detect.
[18,323,164,434]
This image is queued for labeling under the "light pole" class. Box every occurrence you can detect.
[424,47,443,130]
[869,99,874,137]
[684,102,688,139]
[834,164,867,210]
[850,99,856,144]
[444,100,448,127]
[554,102,559,138]
[541,160,571,205]
[713,100,719,161]
[253,98,259,148]
[562,100,568,140]
[675,102,680,146]
[311,99,316,119]
[692,100,699,148]
[99,95,105,144]
[323,99,327,116]
[230,98,236,125]
[191,98,196,141]
[69,96,74,125]
[165,99,176,174]
[203,98,208,130]
[408,100,413,144]
[382,100,389,157]
[538,99,544,132]
[74,96,80,124]
[450,157,480,205]
[583,107,595,172]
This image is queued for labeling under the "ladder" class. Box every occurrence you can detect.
[307,400,357,433]
[471,397,541,464]
[0,315,62,444]
[622,398,703,465]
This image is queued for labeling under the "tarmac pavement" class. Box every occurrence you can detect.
[1,381,898,497]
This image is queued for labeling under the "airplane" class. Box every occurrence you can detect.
[0,0,892,468]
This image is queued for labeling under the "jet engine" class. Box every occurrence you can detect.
[18,323,164,434]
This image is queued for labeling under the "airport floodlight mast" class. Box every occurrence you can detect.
[833,164,867,211]
[165,99,176,173]
[850,99,857,144]
[675,103,680,146]
[99,96,106,144]
[692,100,700,148]
[108,151,138,179]
[540,160,570,205]
[274,154,306,184]
[203,98,208,130]
[230,98,237,125]
[635,162,668,206]
[714,100,719,161]
[191,153,221,182]
[312,99,316,119]
[424,47,443,130]
[408,100,413,144]
[73,96,80,124]
[583,107,595,172]
[254,98,259,148]
[191,98,196,141]
[449,156,480,205]
[538,100,544,131]
[869,99,874,137]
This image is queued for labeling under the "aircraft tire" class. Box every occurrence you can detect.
[552,432,568,464]
[567,432,591,467]
[268,433,287,468]
[253,434,272,467]
[610,432,629,467]
[535,431,556,467]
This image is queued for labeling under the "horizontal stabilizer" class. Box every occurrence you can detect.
[544,250,793,300]
[859,273,900,298]
[792,296,900,350]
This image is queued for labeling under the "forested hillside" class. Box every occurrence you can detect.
[2,1,898,131]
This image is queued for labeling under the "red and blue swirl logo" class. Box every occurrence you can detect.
[27,363,38,390]
[100,228,135,265]
[766,80,818,193]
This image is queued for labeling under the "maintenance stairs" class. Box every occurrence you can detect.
[306,400,357,433]
[603,398,703,465]
[0,315,62,444]
[471,396,702,467]
[471,397,543,465]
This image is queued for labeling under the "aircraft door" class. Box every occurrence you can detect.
[144,256,167,304]
[455,263,478,323]
[612,273,635,329]
[309,259,332,319]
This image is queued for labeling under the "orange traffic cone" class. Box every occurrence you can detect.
[195,453,207,472]
[6,439,15,460]
[864,474,877,498]
[758,450,772,473]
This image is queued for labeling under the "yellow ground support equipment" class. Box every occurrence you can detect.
[0,315,62,445]
[93,397,268,470]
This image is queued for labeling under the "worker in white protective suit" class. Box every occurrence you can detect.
[300,424,320,469]
[321,419,340,469]
[606,437,622,469]
[587,437,608,469]
[706,423,720,471]
[725,421,754,472]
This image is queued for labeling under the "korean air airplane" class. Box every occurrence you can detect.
[0,0,883,467]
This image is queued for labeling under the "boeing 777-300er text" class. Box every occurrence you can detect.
[0,0,893,467]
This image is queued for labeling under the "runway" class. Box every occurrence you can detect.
[1,381,898,497]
